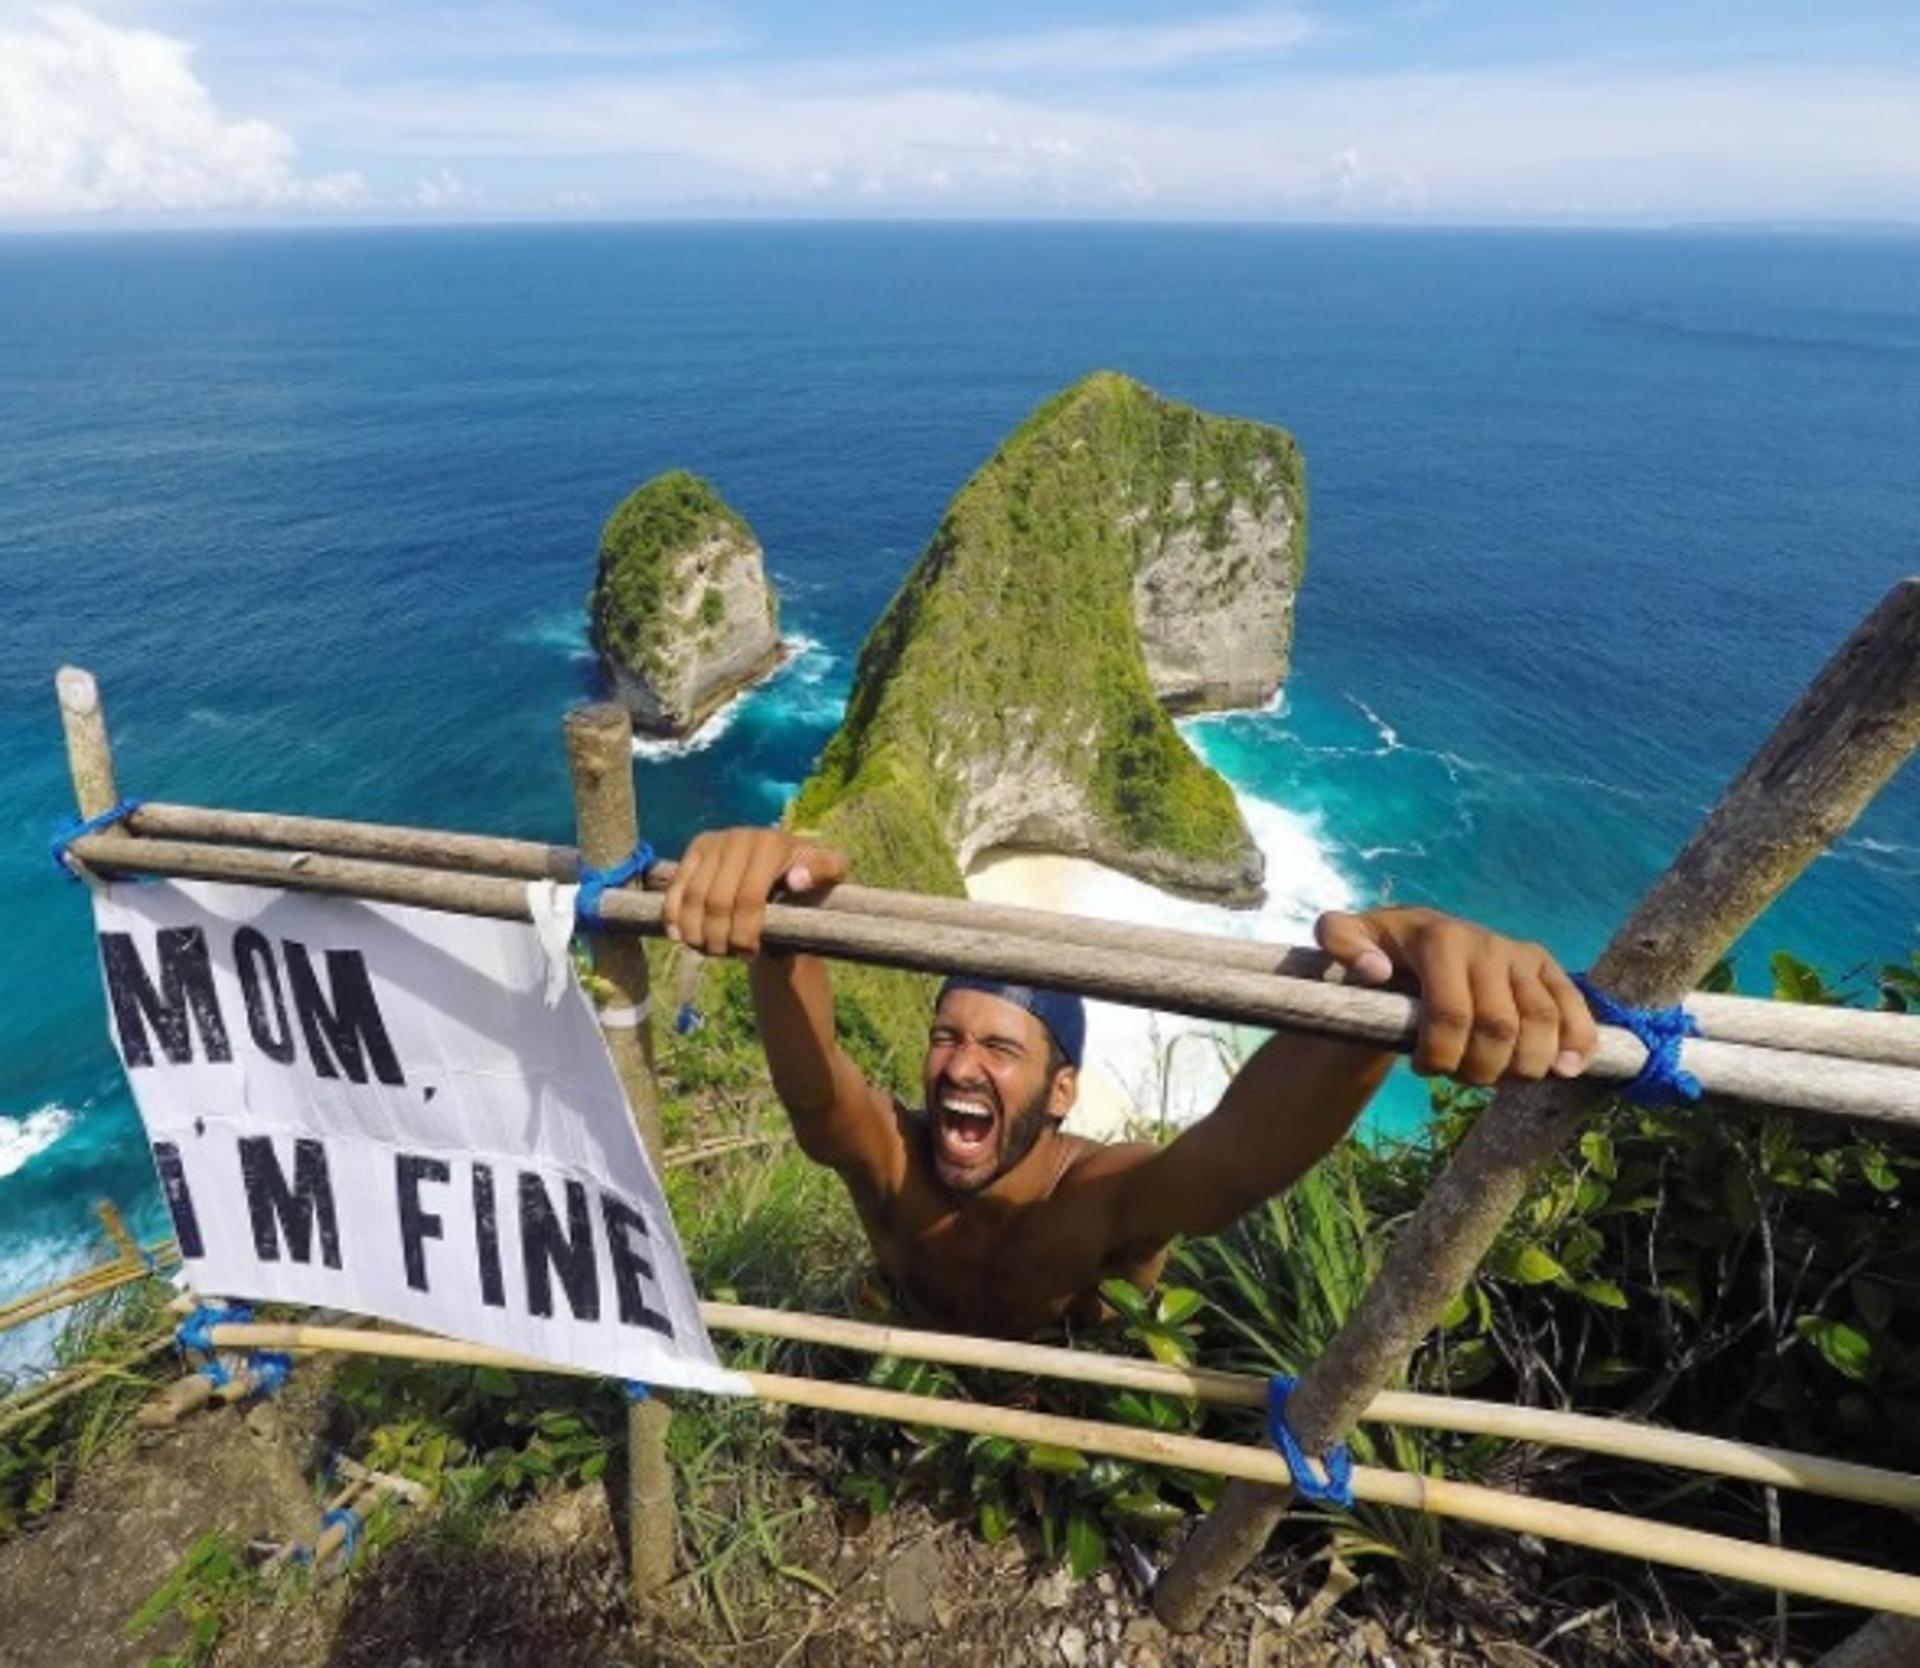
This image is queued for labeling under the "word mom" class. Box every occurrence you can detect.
[99,923,403,1084]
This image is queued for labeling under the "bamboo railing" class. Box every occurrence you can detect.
[154,1314,1920,1620]
[41,572,1920,1631]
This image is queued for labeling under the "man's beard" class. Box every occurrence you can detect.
[943,1079,1054,1192]
[998,1083,1055,1177]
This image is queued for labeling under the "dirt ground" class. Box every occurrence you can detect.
[0,1387,1803,1668]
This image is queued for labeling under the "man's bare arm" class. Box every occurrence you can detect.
[1094,907,1597,1248]
[663,829,905,1198]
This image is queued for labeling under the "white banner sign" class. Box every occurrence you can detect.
[90,878,745,1397]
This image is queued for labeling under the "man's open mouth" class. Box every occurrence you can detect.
[936,1093,997,1166]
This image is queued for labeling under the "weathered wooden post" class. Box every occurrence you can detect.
[563,701,677,1601]
[1154,577,1920,1631]
[56,666,118,821]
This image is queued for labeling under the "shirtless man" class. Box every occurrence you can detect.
[663,828,1598,1340]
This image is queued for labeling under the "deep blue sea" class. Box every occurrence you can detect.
[3,224,1917,1356]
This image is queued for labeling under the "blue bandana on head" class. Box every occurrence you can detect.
[934,976,1087,1071]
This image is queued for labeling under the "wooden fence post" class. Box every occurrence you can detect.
[56,666,118,820]
[1153,576,1920,1632]
[563,701,677,1602]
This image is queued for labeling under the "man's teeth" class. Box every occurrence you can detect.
[940,1097,994,1136]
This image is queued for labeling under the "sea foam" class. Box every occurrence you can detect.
[977,788,1357,1134]
[0,1105,75,1182]
[630,635,827,761]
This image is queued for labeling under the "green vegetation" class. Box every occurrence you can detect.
[123,1531,262,1668]
[789,372,1305,1067]
[0,1275,174,1536]
[587,470,752,682]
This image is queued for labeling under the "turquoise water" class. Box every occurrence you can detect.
[2,224,1916,1340]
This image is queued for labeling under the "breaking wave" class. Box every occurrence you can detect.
[0,1105,75,1181]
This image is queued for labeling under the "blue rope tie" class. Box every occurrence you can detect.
[624,1380,651,1403]
[576,842,656,929]
[49,797,145,879]
[1266,1375,1354,1508]
[197,1357,231,1390]
[246,1351,294,1399]
[1573,974,1703,1107]
[320,1506,361,1562]
[176,1300,253,1357]
[673,1002,703,1037]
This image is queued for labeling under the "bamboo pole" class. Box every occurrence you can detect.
[0,1243,179,1335]
[661,1132,781,1168]
[304,1476,371,1574]
[93,1201,140,1267]
[564,700,675,1601]
[0,1332,176,1439]
[137,1366,225,1426]
[58,830,1920,1131]
[121,801,1920,1070]
[695,1302,1920,1515]
[1153,577,1920,1631]
[103,1292,1920,1513]
[179,1317,1920,1620]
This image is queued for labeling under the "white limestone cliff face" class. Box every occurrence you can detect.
[591,473,787,738]
[602,525,784,737]
[1131,471,1298,715]
[934,723,1267,904]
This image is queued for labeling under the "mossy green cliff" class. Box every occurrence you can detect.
[785,371,1306,1079]
[589,471,784,738]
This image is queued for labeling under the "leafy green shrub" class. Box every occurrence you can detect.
[1386,950,1920,1477]
[587,470,753,678]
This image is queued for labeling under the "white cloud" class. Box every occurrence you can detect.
[410,167,483,210]
[270,58,1920,221]
[3,5,1917,223]
[860,9,1318,81]
[0,5,363,214]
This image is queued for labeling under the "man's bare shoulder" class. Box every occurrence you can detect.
[1055,1135,1160,1191]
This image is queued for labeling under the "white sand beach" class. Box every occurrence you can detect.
[963,810,1358,1144]
[963,849,1242,1143]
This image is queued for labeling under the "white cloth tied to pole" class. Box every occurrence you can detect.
[523,879,581,1009]
[90,878,746,1397]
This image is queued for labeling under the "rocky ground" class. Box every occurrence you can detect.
[0,1373,1801,1668]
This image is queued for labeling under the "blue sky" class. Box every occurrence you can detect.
[2,1,1918,223]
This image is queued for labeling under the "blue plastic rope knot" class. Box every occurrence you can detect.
[176,1300,253,1357]
[623,1380,651,1403]
[197,1356,231,1390]
[1572,974,1703,1107]
[246,1351,294,1398]
[49,797,145,879]
[673,1002,703,1037]
[1266,1375,1354,1508]
[576,842,656,929]
[320,1506,361,1561]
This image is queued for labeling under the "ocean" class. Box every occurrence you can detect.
[2,223,1916,1358]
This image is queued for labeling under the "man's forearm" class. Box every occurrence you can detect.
[747,950,844,1118]
[1152,1032,1393,1239]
